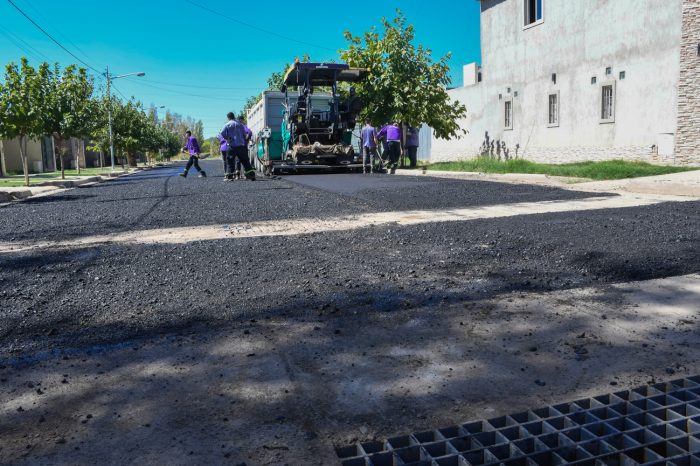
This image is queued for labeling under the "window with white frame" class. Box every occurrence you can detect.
[504,99,513,130]
[600,83,615,123]
[524,0,543,27]
[548,92,559,127]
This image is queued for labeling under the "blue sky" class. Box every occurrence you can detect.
[0,0,481,137]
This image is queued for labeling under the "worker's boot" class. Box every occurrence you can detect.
[245,170,256,181]
[199,171,207,178]
[179,170,188,178]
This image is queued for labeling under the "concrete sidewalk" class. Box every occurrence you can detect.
[396,168,700,198]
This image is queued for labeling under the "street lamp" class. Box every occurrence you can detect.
[104,67,146,172]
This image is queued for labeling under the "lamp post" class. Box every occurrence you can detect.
[105,67,145,172]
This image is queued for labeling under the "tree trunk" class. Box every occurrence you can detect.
[400,124,407,169]
[19,135,29,187]
[0,139,6,177]
[99,149,104,169]
[73,138,80,175]
[127,152,137,168]
[59,138,66,180]
[50,135,57,172]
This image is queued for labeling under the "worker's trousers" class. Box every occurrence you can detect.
[226,147,254,178]
[387,141,401,168]
[185,155,202,173]
[406,146,418,168]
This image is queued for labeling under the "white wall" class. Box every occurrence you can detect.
[432,0,684,164]
[1,138,44,173]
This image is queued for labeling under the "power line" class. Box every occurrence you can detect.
[0,28,46,63]
[18,0,97,66]
[136,78,261,91]
[121,78,250,102]
[110,83,131,101]
[0,23,53,62]
[184,0,335,52]
[6,0,101,73]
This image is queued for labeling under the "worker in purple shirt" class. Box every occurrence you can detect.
[231,115,253,180]
[180,130,207,178]
[377,121,402,175]
[220,112,256,181]
[360,119,379,174]
[217,134,229,181]
[406,126,420,169]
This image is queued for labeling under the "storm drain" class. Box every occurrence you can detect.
[336,377,700,466]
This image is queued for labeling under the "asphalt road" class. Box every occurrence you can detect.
[0,160,698,354]
[1,160,700,465]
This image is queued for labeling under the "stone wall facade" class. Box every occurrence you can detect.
[430,141,653,165]
[676,0,700,165]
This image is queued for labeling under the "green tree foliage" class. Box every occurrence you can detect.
[86,96,110,167]
[242,54,311,116]
[43,63,96,178]
[1,57,206,175]
[340,10,467,139]
[0,58,46,186]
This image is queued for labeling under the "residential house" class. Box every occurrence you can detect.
[431,0,700,165]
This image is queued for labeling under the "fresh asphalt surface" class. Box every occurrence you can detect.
[0,159,698,354]
[1,160,700,465]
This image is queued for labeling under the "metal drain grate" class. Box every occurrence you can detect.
[336,377,700,465]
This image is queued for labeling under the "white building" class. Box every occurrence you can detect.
[432,0,700,165]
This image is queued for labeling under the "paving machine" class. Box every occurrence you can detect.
[251,62,368,175]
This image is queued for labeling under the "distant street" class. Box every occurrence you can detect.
[1,161,699,464]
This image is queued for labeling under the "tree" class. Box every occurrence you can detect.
[241,54,312,116]
[43,63,96,179]
[0,58,45,186]
[111,98,149,167]
[86,96,110,168]
[340,10,466,140]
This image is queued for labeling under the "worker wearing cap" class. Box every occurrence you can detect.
[220,112,256,181]
[377,122,402,175]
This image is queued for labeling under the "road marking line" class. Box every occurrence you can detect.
[0,195,687,254]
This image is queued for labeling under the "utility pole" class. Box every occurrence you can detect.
[104,67,146,173]
[106,66,115,172]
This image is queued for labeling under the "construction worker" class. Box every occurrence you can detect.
[180,130,207,178]
[220,112,256,181]
[360,119,379,174]
[406,126,420,169]
[231,115,253,180]
[217,133,229,181]
[377,122,402,175]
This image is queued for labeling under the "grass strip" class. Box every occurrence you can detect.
[427,158,698,181]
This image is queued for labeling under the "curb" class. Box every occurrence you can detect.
[393,169,584,186]
[0,170,135,203]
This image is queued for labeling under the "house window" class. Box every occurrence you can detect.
[548,92,559,127]
[524,0,543,27]
[601,83,615,123]
[504,99,513,130]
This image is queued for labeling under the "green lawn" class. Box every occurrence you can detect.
[0,167,122,188]
[426,158,698,181]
